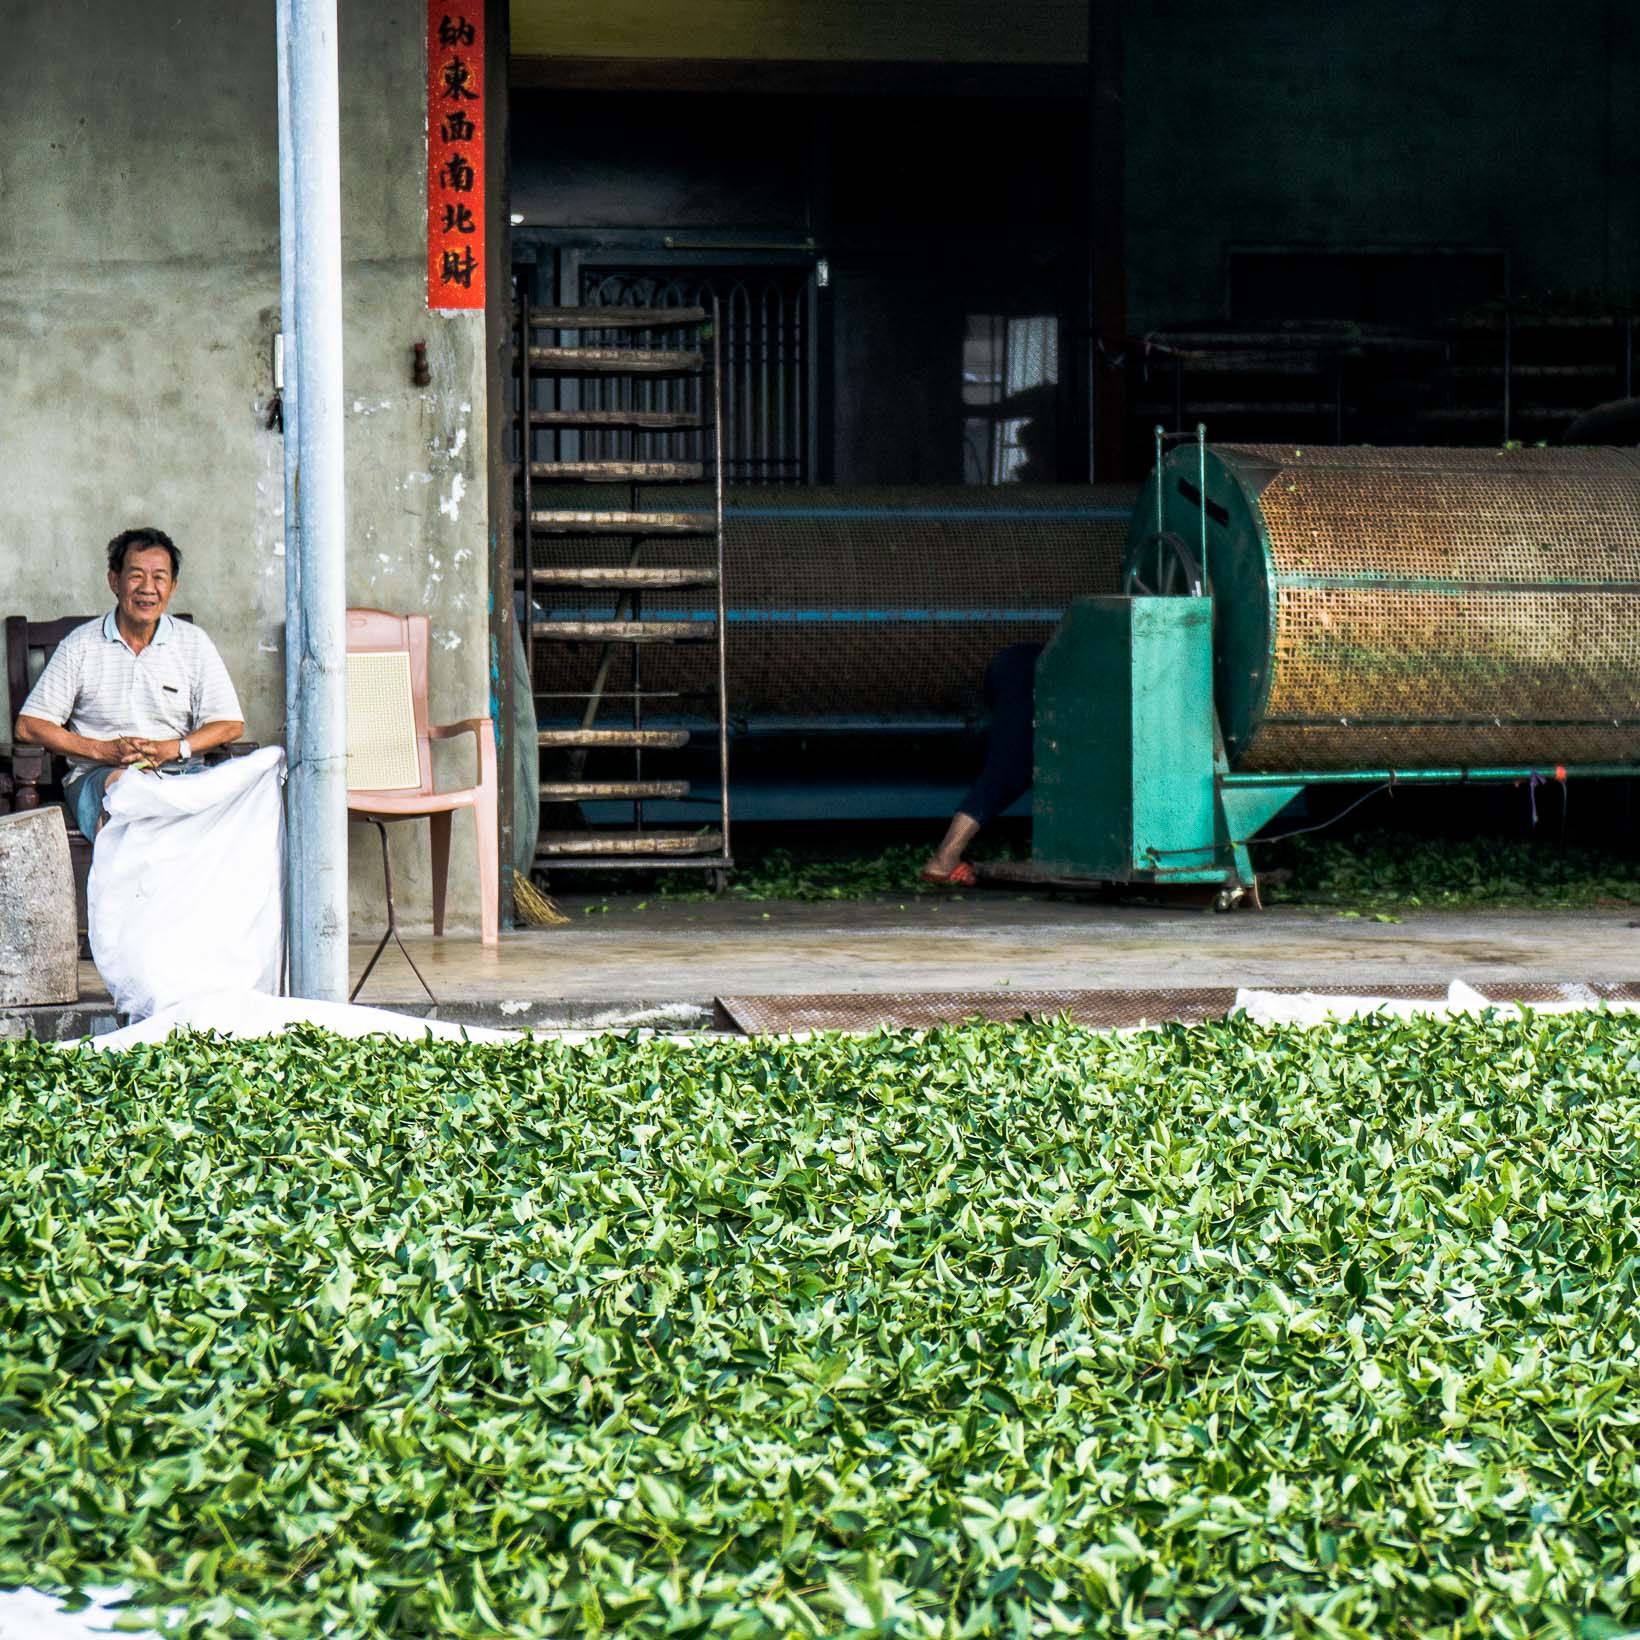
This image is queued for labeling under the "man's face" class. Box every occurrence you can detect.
[108,545,177,627]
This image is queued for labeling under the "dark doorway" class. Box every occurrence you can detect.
[510,87,1091,488]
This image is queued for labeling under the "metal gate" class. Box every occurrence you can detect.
[520,253,814,486]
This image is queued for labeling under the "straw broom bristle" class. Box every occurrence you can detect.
[512,869,570,927]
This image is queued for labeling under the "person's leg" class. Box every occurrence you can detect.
[99,769,126,832]
[64,767,117,839]
[969,643,1039,817]
[924,644,1042,879]
[926,810,982,878]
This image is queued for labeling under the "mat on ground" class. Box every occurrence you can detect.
[1231,977,1640,1025]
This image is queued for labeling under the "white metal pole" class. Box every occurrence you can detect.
[280,0,349,999]
[275,1,303,981]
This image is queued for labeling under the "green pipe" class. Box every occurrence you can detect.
[1223,764,1640,788]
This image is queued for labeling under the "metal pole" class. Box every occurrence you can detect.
[1152,424,1163,590]
[280,0,349,999]
[1152,425,1164,535]
[713,296,731,867]
[1222,765,1638,788]
[1502,310,1512,444]
[275,4,303,984]
[1196,422,1208,594]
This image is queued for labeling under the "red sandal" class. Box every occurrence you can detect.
[919,861,977,887]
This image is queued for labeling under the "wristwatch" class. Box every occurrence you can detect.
[177,737,192,762]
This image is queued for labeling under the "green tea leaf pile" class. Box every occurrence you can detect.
[654,844,1013,902]
[4,1014,1640,1637]
[644,833,1640,909]
[1262,832,1640,913]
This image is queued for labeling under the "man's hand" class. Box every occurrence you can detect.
[16,715,240,769]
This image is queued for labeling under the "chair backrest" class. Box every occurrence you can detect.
[6,612,196,733]
[345,609,433,794]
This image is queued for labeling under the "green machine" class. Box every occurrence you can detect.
[1032,432,1640,892]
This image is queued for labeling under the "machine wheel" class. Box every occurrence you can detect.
[1125,530,1206,598]
[1212,881,1265,913]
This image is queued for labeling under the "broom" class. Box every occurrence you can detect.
[512,866,569,927]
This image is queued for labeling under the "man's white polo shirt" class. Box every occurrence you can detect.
[19,611,243,777]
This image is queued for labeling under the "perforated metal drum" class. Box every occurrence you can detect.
[1126,445,1640,771]
[528,485,1137,727]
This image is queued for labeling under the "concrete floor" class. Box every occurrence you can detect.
[70,890,1637,1031]
[95,898,1640,1023]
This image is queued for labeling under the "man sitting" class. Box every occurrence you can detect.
[13,526,245,838]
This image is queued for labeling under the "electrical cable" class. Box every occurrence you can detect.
[1243,781,1392,846]
[1143,779,1388,859]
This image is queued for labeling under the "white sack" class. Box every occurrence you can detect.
[81,988,517,1050]
[89,747,285,1019]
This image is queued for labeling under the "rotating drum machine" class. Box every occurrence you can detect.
[1032,433,1640,890]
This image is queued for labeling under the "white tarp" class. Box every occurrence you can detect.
[0,1587,154,1640]
[88,747,285,1019]
[82,988,516,1050]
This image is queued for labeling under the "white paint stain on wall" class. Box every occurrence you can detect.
[438,472,466,522]
[252,439,286,657]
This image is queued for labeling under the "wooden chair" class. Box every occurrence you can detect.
[6,618,108,920]
[3,613,253,935]
[345,608,499,1003]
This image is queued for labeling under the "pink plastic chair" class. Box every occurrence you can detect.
[346,609,498,1001]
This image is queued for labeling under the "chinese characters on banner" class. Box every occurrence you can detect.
[427,3,485,310]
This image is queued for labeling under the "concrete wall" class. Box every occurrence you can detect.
[0,0,493,934]
[1127,0,1640,329]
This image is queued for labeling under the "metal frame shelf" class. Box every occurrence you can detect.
[514,295,732,882]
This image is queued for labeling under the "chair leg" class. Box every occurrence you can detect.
[429,810,452,937]
[350,819,437,1007]
[475,791,499,946]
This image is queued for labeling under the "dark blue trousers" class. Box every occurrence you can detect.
[956,642,1042,826]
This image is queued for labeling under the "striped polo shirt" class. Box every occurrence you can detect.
[19,611,243,777]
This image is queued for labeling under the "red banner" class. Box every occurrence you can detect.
[427,2,486,310]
